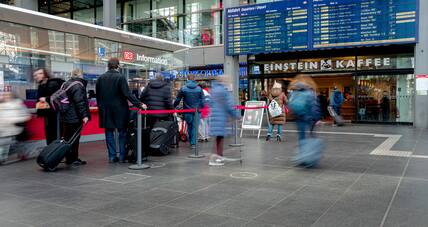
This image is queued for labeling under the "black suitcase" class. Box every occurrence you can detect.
[150,121,178,156]
[37,126,82,172]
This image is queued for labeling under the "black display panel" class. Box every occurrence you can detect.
[225,0,418,56]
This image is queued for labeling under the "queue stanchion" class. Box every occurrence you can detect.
[188,107,204,158]
[129,110,150,170]
[230,106,243,147]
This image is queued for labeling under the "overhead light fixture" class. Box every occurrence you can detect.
[0,44,72,57]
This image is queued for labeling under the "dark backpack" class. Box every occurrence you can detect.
[50,81,83,113]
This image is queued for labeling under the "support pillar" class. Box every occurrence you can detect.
[414,0,428,128]
[103,0,117,28]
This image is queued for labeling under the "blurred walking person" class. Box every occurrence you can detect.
[329,86,344,124]
[266,82,287,142]
[34,68,64,145]
[173,74,204,149]
[198,82,210,142]
[62,69,90,166]
[96,58,146,163]
[289,75,323,167]
[0,91,30,163]
[140,74,173,129]
[208,77,239,166]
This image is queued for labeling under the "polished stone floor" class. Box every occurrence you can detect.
[1,124,427,227]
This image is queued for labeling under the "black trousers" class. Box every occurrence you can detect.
[147,115,170,129]
[44,113,60,145]
[63,122,82,164]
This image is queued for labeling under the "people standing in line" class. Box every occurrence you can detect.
[208,76,240,166]
[96,58,146,163]
[198,82,210,142]
[173,74,204,149]
[289,75,320,143]
[34,68,64,145]
[140,74,173,129]
[266,82,287,142]
[62,69,90,166]
[329,86,344,119]
[380,91,390,122]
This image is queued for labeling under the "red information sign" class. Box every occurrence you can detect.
[123,51,134,61]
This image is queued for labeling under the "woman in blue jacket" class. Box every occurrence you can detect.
[209,77,240,166]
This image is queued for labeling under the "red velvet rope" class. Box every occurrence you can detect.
[129,105,267,115]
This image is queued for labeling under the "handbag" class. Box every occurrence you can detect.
[36,101,50,110]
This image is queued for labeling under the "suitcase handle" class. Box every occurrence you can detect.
[65,125,83,144]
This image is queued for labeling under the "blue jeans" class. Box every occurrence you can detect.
[105,128,127,161]
[296,119,312,143]
[184,113,199,145]
[267,124,283,137]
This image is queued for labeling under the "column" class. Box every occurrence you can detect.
[178,0,185,44]
[103,0,117,28]
[223,0,240,103]
[414,0,428,128]
[152,0,157,38]
[14,0,38,11]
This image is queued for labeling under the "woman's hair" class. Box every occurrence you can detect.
[71,68,83,78]
[290,74,317,91]
[34,68,51,80]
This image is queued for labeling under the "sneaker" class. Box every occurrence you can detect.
[190,144,196,149]
[266,135,271,141]
[109,157,119,163]
[209,158,225,166]
[71,159,87,167]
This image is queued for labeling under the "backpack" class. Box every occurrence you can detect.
[288,90,313,116]
[268,98,282,118]
[50,81,83,113]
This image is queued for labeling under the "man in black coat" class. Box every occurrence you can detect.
[34,68,64,145]
[96,58,146,163]
[140,74,173,129]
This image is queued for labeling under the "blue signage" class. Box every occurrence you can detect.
[226,0,418,56]
[97,47,105,57]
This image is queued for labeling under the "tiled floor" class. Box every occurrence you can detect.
[0,124,426,227]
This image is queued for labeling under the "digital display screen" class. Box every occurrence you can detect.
[225,0,418,56]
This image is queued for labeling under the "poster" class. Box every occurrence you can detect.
[416,75,428,91]
[242,101,266,129]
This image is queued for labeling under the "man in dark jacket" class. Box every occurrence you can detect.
[96,58,145,163]
[62,69,90,166]
[173,74,204,148]
[140,74,173,129]
[34,68,64,145]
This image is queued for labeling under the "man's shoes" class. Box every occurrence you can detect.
[204,138,209,142]
[266,135,271,141]
[109,157,119,163]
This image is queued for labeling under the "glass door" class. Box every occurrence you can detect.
[356,74,414,123]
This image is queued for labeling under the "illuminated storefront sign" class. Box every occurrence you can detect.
[122,51,169,66]
[260,55,414,74]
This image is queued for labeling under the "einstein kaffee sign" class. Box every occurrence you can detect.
[261,55,414,74]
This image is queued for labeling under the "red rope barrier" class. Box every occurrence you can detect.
[129,105,267,115]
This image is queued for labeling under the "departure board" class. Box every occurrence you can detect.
[225,0,418,56]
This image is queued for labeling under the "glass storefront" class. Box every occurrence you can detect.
[247,54,416,124]
[0,20,176,102]
[35,0,222,47]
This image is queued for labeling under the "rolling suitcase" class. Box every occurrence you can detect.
[37,126,82,172]
[150,121,178,156]
[293,138,324,168]
[327,106,345,126]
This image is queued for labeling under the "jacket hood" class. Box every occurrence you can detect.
[149,80,167,89]
[69,77,88,87]
[186,80,198,89]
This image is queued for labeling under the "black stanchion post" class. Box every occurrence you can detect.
[129,111,150,170]
[188,107,204,158]
[230,109,243,147]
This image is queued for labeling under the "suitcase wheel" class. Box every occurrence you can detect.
[44,166,57,172]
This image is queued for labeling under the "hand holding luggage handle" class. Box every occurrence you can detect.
[129,107,150,170]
